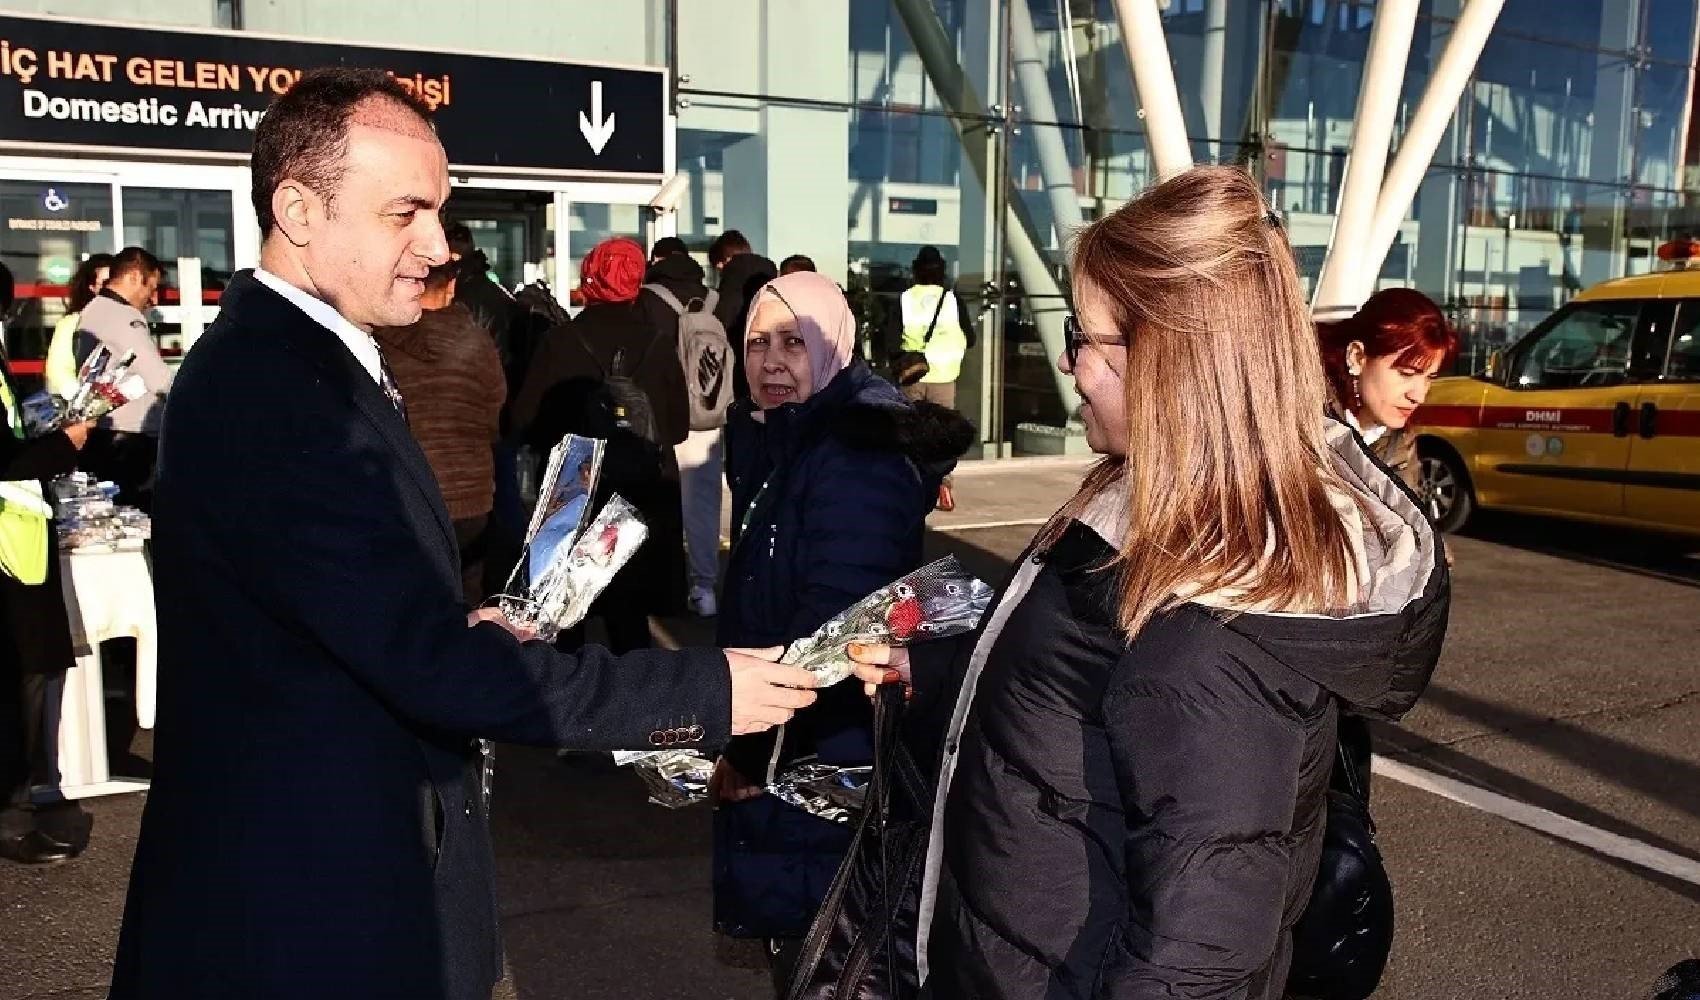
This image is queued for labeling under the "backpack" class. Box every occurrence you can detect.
[570,325,664,486]
[643,282,732,430]
[575,327,661,445]
[514,280,571,330]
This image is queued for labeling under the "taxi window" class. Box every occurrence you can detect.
[1665,300,1700,382]
[1511,301,1641,389]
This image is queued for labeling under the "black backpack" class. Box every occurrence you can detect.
[513,280,571,329]
[570,325,664,485]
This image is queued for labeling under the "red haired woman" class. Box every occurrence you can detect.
[1317,288,1458,493]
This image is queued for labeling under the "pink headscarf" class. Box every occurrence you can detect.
[746,271,857,393]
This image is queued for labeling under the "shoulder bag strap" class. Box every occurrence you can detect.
[642,282,687,315]
[920,288,948,346]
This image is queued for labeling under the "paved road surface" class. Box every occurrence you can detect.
[3,496,1697,999]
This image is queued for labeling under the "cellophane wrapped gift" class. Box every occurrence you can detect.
[780,555,994,686]
[50,473,151,551]
[616,556,992,819]
[26,346,148,436]
[498,494,647,642]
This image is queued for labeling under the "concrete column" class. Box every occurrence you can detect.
[1311,0,1419,318]
[1010,0,1088,244]
[717,0,852,282]
[1362,0,1507,307]
[1110,0,1193,180]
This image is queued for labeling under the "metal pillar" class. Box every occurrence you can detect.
[1010,0,1088,242]
[1310,0,1421,319]
[891,0,1078,413]
[1362,0,1507,305]
[1109,0,1193,180]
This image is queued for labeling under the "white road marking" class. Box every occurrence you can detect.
[1373,755,1700,887]
[933,518,1050,533]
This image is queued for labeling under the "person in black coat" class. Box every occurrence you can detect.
[0,264,96,866]
[709,271,973,993]
[639,239,713,349]
[710,231,778,406]
[108,69,821,1000]
[509,237,690,650]
[858,167,1449,999]
[444,222,523,385]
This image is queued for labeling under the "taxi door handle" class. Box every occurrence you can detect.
[1639,402,1658,439]
[1613,401,1632,437]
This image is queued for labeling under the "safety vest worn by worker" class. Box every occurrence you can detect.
[0,372,50,585]
[899,284,968,385]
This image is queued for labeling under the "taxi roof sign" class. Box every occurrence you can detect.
[1656,238,1700,268]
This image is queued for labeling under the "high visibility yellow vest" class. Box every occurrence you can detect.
[0,374,49,585]
[899,285,968,385]
[45,311,83,400]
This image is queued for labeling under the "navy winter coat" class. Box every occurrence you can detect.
[713,360,973,939]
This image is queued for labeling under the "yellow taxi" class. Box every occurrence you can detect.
[1414,248,1700,537]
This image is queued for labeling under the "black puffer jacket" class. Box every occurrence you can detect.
[918,423,1449,999]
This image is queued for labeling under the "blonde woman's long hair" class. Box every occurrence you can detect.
[1053,165,1362,636]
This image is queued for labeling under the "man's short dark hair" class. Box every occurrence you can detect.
[443,220,477,259]
[650,236,689,261]
[109,246,162,283]
[250,67,436,235]
[779,254,816,275]
[708,230,752,267]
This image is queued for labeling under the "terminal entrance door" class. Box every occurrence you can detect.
[0,160,249,382]
[445,184,657,311]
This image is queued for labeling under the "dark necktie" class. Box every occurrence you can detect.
[377,351,408,424]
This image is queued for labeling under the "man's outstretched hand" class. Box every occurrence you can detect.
[727,647,818,735]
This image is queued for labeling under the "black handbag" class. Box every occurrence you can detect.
[1286,736,1395,1000]
[784,684,928,1000]
[890,290,948,388]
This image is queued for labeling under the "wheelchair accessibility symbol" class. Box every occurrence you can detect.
[42,188,69,213]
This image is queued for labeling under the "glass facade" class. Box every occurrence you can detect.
[667,0,1700,454]
[4,0,1698,455]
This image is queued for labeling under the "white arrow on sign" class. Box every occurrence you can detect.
[579,80,617,156]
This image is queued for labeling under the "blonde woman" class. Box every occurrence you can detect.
[853,166,1449,998]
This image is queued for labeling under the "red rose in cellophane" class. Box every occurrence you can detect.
[781,556,993,685]
[886,596,924,640]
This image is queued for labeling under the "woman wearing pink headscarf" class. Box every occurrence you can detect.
[709,271,974,992]
[509,238,690,651]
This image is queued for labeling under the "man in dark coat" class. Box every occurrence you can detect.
[108,68,819,1000]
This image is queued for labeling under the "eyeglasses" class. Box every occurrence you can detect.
[1063,314,1128,369]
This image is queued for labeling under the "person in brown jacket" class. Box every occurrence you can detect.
[375,261,506,603]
